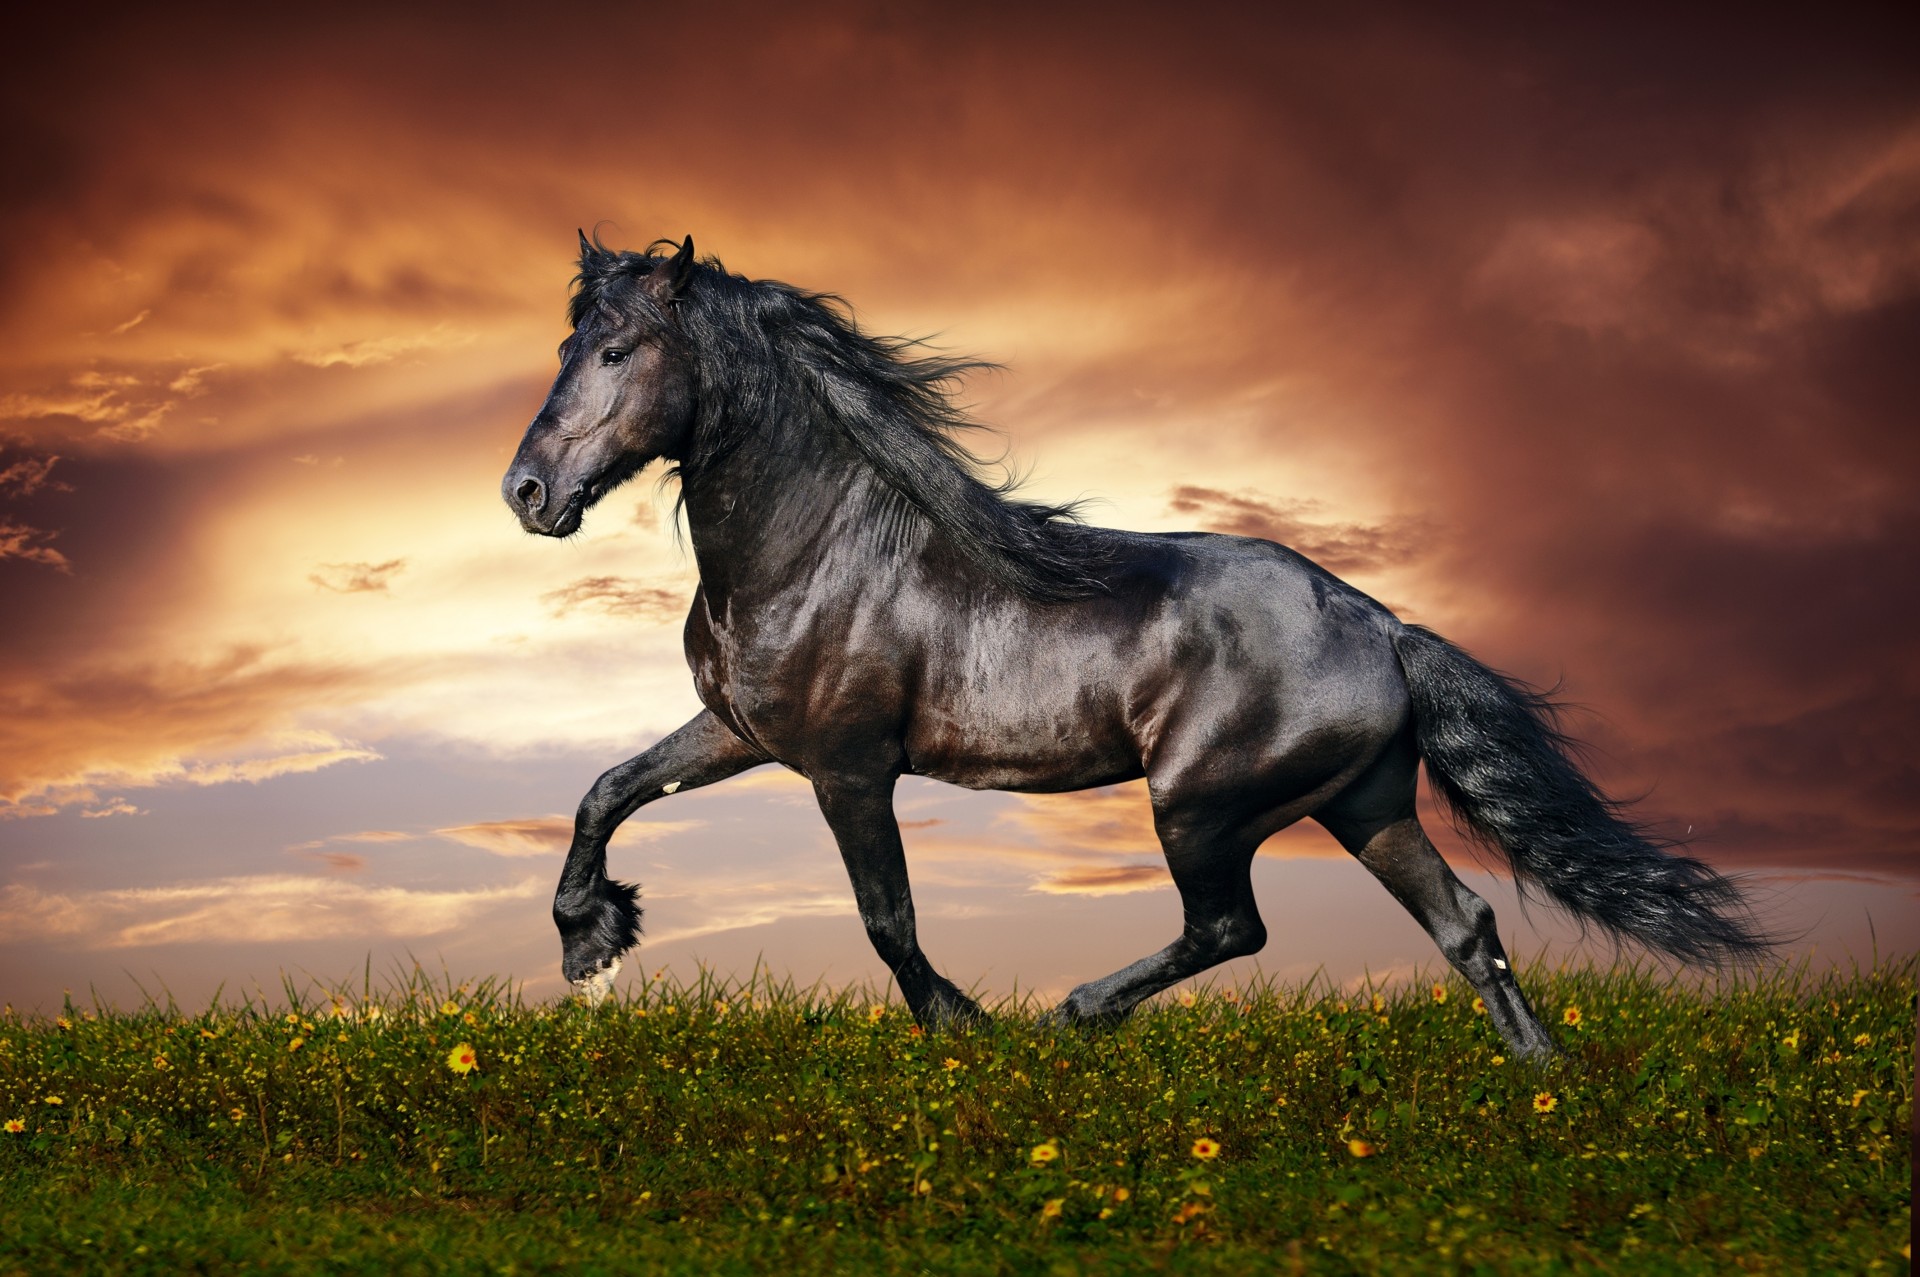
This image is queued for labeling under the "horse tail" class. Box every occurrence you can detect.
[1390,623,1771,966]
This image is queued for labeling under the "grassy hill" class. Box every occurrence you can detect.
[1,960,1911,1274]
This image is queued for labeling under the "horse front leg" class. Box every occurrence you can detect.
[812,775,987,1029]
[556,709,768,1001]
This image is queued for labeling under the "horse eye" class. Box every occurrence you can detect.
[601,349,629,366]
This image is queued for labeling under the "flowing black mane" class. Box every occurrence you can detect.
[572,240,1110,602]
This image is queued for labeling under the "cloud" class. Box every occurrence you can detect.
[79,798,142,818]
[294,850,366,874]
[1164,486,1425,576]
[0,451,64,496]
[0,649,388,816]
[291,326,477,369]
[541,575,685,622]
[310,558,406,594]
[0,874,541,948]
[433,815,705,858]
[0,519,70,571]
[1030,863,1170,896]
[110,309,151,335]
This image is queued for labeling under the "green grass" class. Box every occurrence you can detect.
[1,959,1910,1275]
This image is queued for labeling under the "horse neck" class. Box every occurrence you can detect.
[679,409,899,602]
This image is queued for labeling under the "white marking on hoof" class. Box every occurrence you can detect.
[662,781,681,794]
[572,956,622,1007]
[1493,958,1508,970]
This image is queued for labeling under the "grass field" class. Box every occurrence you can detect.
[1,959,1911,1275]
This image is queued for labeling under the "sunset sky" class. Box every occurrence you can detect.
[2,3,1915,1012]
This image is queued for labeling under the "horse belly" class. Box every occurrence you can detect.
[902,651,1144,793]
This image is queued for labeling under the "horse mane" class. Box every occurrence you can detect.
[572,239,1111,602]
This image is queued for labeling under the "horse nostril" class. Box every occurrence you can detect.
[516,476,545,513]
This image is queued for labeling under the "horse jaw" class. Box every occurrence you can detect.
[571,955,622,1007]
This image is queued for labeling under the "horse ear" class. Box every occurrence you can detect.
[576,228,606,271]
[651,235,696,303]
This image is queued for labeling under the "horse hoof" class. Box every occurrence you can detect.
[571,956,622,1007]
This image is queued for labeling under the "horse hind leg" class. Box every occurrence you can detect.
[1316,746,1556,1058]
[1052,804,1267,1025]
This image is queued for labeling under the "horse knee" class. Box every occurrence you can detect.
[1189,911,1266,963]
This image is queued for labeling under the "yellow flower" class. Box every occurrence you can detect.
[1029,1140,1060,1166]
[1491,1054,1506,1065]
[446,1043,478,1075]
[943,1057,961,1071]
[284,1013,300,1025]
[1190,1137,1220,1160]
[42,1095,62,1106]
[1431,984,1448,1004]
[1852,1032,1872,1047]
[1851,1089,1870,1108]
[1177,989,1197,1008]
[152,1054,169,1070]
[1040,1198,1064,1219]
[54,1017,71,1031]
[1562,1006,1582,1027]
[867,1004,886,1023]
[288,1037,305,1053]
[1472,997,1487,1015]
[1113,1187,1131,1202]
[1371,994,1385,1013]
[1172,1201,1209,1224]
[439,1001,461,1016]
[4,1118,23,1134]
[1780,1029,1799,1049]
[1533,1092,1558,1115]
[916,1179,932,1194]
[1346,1138,1375,1158]
[229,1108,246,1122]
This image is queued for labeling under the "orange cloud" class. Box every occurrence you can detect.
[541,576,685,621]
[0,874,542,949]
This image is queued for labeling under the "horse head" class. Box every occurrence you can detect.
[502,233,699,536]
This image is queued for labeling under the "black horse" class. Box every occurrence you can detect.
[503,234,1768,1057]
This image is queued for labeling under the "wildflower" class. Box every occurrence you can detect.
[1472,997,1486,1015]
[1030,1140,1060,1166]
[1371,994,1385,1013]
[446,1043,478,1075]
[1171,1201,1209,1224]
[1113,1187,1131,1202]
[867,1004,886,1023]
[1852,1032,1872,1048]
[1491,1054,1505,1066]
[1040,1198,1064,1219]
[1851,1089,1870,1108]
[4,1119,23,1134]
[229,1108,246,1122]
[285,1012,300,1025]
[1177,989,1197,1008]
[1347,1138,1375,1158]
[1431,984,1448,1004]
[1562,1006,1582,1027]
[1780,1029,1799,1050]
[54,1017,71,1031]
[713,1000,729,1017]
[363,1004,383,1021]
[439,1001,461,1016]
[152,1054,169,1070]
[42,1095,62,1106]
[1190,1137,1220,1160]
[916,1179,932,1194]
[1533,1092,1558,1115]
[943,1057,962,1071]
[288,1037,305,1053]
